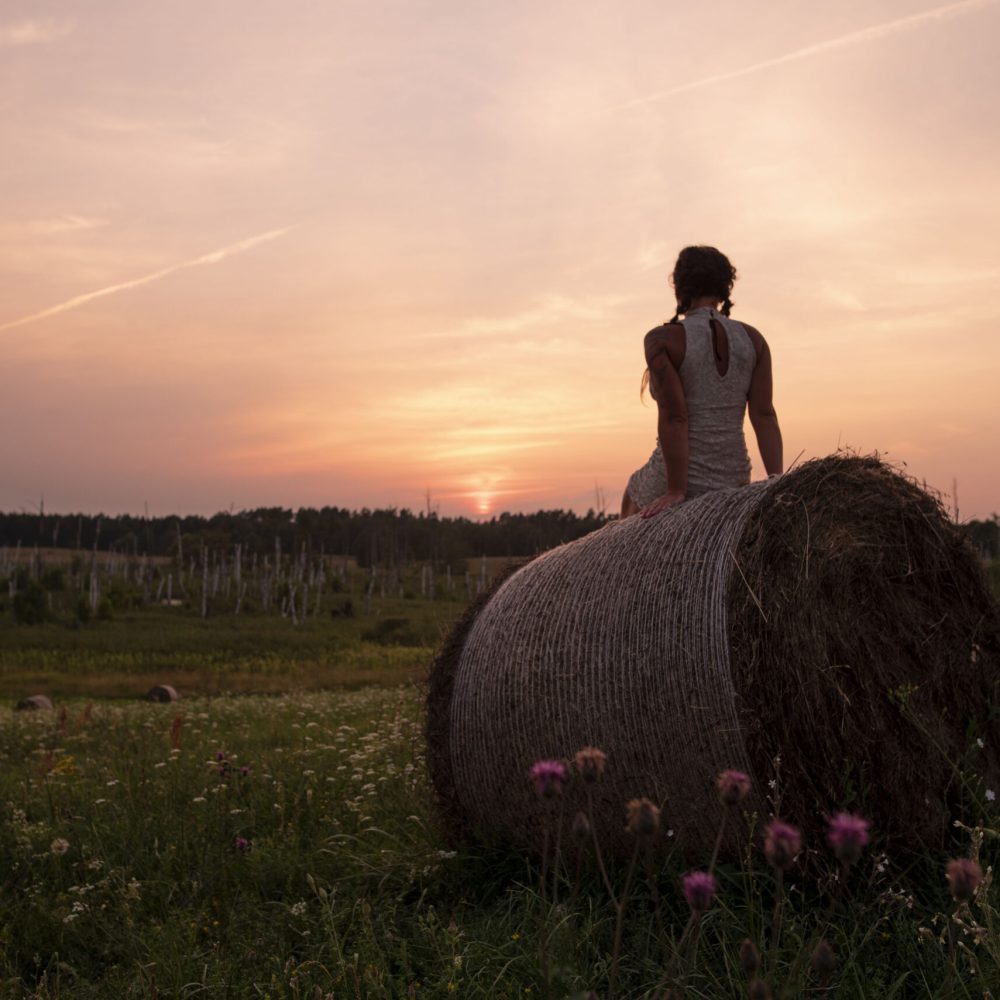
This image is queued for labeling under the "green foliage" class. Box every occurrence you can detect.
[12,581,48,625]
[361,616,425,646]
[75,597,91,624]
[40,567,66,591]
[95,597,114,622]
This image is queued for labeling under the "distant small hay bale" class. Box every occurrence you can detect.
[16,695,54,711]
[426,454,1000,857]
[146,685,180,703]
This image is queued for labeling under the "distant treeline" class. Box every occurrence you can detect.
[2,507,997,567]
[965,516,1000,560]
[0,507,612,568]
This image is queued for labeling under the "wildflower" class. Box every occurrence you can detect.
[977,738,985,749]
[763,819,801,870]
[50,838,70,855]
[572,811,592,844]
[946,858,983,903]
[739,939,761,974]
[681,870,718,912]
[529,759,567,798]
[573,746,607,783]
[234,836,251,853]
[987,789,996,803]
[826,812,870,865]
[240,765,251,777]
[810,939,837,978]
[717,769,751,806]
[625,797,661,839]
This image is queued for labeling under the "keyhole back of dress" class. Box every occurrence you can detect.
[710,318,730,377]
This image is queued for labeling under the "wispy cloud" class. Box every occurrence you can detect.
[0,18,74,47]
[420,293,626,344]
[0,215,108,237]
[0,227,295,333]
[604,0,998,112]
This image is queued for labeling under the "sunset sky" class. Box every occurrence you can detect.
[2,0,998,519]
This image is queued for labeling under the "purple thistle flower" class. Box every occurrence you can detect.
[234,835,251,853]
[240,765,251,778]
[763,819,801,871]
[946,857,983,903]
[681,870,718,912]
[716,769,751,806]
[215,750,226,761]
[529,759,567,798]
[826,812,870,865]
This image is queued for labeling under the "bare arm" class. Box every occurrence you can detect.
[642,327,689,516]
[744,326,783,476]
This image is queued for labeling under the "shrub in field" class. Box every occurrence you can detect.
[12,580,49,624]
[40,567,66,591]
[361,616,423,646]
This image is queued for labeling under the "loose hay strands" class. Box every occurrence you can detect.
[426,454,1000,857]
[729,453,1000,854]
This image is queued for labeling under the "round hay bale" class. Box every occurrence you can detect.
[16,695,54,711]
[146,684,180,703]
[426,455,1000,857]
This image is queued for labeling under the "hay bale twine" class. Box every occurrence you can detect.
[426,455,1000,856]
[146,684,180,703]
[16,694,54,712]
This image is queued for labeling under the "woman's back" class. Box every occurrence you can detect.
[678,306,754,496]
[621,243,783,518]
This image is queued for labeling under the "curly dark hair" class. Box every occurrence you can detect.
[669,245,737,322]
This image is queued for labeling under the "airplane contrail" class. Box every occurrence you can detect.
[0,225,295,333]
[604,0,997,113]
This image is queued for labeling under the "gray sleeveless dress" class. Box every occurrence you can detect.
[627,306,755,505]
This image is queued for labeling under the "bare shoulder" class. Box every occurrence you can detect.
[735,319,768,359]
[644,322,683,366]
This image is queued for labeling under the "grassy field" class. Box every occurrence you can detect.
[1,686,999,998]
[0,598,466,702]
[1,575,999,997]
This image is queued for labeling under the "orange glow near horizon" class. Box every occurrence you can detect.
[2,2,999,519]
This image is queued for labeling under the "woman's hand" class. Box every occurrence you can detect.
[640,490,686,518]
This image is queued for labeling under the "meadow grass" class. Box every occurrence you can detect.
[2,687,999,999]
[0,599,465,700]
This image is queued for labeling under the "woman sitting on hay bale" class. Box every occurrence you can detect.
[622,245,785,518]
